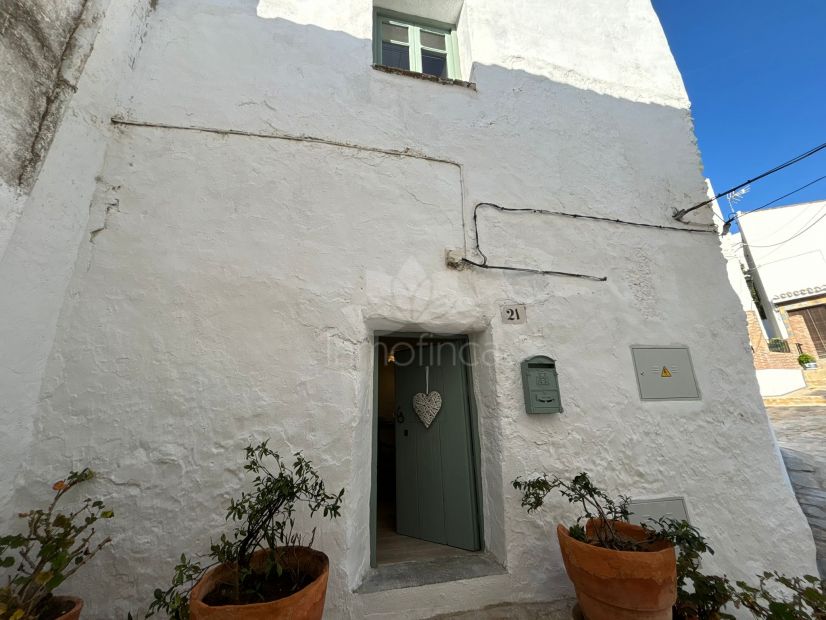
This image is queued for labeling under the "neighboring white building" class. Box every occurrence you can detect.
[0,1,818,618]
[738,200,826,356]
[717,228,802,396]
[715,199,825,396]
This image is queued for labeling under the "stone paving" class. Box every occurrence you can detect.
[763,385,826,407]
[767,405,826,577]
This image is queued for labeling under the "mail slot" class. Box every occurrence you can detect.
[521,355,563,414]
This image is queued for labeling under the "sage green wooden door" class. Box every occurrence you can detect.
[394,343,480,551]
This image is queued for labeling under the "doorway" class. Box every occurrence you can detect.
[790,304,826,358]
[373,334,482,566]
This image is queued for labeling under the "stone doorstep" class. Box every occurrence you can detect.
[425,599,576,619]
[356,552,506,594]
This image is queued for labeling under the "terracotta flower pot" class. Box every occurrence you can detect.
[189,547,329,620]
[556,519,676,620]
[53,596,83,620]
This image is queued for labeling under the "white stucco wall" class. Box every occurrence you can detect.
[0,0,153,522]
[719,232,758,315]
[0,183,24,262]
[738,200,826,338]
[738,200,826,304]
[3,0,817,618]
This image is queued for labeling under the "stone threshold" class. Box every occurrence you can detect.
[425,599,577,619]
[356,552,506,594]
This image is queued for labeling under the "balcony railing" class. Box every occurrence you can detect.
[767,338,791,353]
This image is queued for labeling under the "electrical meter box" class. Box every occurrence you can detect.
[631,345,701,401]
[521,355,562,414]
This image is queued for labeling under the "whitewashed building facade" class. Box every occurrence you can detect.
[716,200,826,396]
[0,1,818,617]
[738,200,826,355]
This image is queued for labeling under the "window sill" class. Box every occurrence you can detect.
[372,64,477,90]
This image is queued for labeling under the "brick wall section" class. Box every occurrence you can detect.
[745,310,801,370]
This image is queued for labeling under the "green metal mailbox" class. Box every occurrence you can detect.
[521,355,563,414]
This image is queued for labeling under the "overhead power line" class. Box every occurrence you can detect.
[742,209,826,250]
[722,173,826,233]
[674,140,826,221]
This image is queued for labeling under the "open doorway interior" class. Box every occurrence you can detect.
[375,335,481,565]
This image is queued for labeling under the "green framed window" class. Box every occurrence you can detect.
[373,11,461,80]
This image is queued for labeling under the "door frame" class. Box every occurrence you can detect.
[370,331,485,568]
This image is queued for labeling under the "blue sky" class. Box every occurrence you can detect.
[652,1,826,223]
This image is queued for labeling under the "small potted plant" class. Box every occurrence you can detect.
[799,353,818,369]
[513,472,824,619]
[513,472,678,619]
[514,472,744,619]
[0,468,114,620]
[147,441,344,620]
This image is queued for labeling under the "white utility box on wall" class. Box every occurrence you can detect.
[631,346,701,401]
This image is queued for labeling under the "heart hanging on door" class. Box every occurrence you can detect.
[413,391,442,429]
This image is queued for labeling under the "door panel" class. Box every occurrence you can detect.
[415,382,447,544]
[791,305,826,358]
[394,340,480,551]
[394,349,420,539]
[437,354,478,550]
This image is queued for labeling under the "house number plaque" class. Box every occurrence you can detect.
[501,304,526,324]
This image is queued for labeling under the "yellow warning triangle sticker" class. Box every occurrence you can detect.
[661,367,672,378]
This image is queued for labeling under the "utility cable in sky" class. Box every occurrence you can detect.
[673,140,826,222]
[722,173,826,233]
[741,209,826,250]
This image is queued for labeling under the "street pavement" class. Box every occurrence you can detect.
[767,405,826,577]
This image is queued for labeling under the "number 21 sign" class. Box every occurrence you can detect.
[501,304,527,325]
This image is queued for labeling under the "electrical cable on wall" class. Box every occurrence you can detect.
[112,117,735,283]
[460,202,718,282]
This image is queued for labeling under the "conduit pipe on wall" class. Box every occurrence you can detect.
[109,117,716,283]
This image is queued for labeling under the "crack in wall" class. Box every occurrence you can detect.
[89,193,119,243]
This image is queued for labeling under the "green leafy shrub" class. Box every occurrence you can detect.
[512,472,632,549]
[734,571,825,619]
[0,469,113,620]
[147,441,344,619]
[799,353,817,366]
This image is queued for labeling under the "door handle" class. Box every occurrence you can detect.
[395,405,405,424]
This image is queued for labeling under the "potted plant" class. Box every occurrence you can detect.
[147,441,344,620]
[0,468,114,620]
[513,472,678,619]
[513,472,825,620]
[799,353,818,369]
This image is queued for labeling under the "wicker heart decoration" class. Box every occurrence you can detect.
[413,391,442,429]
